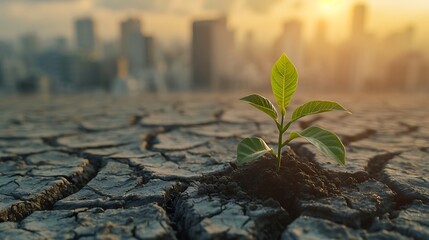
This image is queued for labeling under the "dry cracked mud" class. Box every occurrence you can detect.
[0,94,428,239]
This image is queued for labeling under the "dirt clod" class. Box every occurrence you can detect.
[199,147,362,214]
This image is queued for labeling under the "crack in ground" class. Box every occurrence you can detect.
[162,183,188,240]
[213,109,225,121]
[0,155,21,162]
[78,123,136,133]
[142,108,225,151]
[2,116,420,238]
[0,132,77,141]
[41,136,63,148]
[420,147,429,153]
[342,129,377,145]
[397,122,419,135]
[291,144,370,184]
[0,151,103,223]
[144,126,175,151]
[19,226,43,237]
[144,125,217,153]
[71,142,139,152]
[366,152,399,178]
[365,151,421,213]
[141,119,219,129]
[287,144,429,233]
[0,179,73,222]
[280,145,398,227]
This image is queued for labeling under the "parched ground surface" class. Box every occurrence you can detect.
[0,93,428,240]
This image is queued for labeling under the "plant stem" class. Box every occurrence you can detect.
[282,121,292,134]
[276,113,284,172]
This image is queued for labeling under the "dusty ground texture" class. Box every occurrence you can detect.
[0,93,428,240]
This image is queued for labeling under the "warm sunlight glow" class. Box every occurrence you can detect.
[0,0,427,95]
[319,0,343,14]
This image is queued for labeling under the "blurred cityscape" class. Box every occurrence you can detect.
[0,1,428,95]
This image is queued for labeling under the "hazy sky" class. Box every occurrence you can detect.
[0,0,428,48]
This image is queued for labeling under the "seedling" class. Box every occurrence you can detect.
[237,53,351,172]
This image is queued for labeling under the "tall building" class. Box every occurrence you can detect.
[120,17,146,79]
[52,37,68,52]
[74,17,98,56]
[0,57,27,92]
[163,42,191,91]
[118,17,159,92]
[387,51,429,91]
[315,19,327,44]
[36,50,70,92]
[383,25,415,58]
[144,36,156,68]
[20,32,39,71]
[191,16,235,90]
[351,3,367,38]
[0,41,14,88]
[243,31,256,62]
[274,19,304,71]
[20,33,39,56]
[307,19,335,90]
[334,3,374,92]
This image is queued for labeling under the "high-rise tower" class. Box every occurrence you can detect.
[351,3,367,38]
[191,16,235,90]
[74,17,98,56]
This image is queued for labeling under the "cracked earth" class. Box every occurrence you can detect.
[0,93,428,239]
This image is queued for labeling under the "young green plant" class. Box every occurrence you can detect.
[237,53,351,172]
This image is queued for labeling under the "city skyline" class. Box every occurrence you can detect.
[0,0,428,51]
[0,1,428,95]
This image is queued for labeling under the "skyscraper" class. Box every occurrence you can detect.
[118,17,159,92]
[351,3,367,38]
[314,19,327,44]
[52,37,68,52]
[74,17,98,56]
[336,3,373,92]
[20,33,39,56]
[191,16,235,90]
[0,57,27,92]
[20,32,39,72]
[307,18,335,90]
[144,36,155,68]
[120,17,146,79]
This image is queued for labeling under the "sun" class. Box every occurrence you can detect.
[319,0,343,14]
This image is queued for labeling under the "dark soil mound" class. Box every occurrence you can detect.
[199,147,363,213]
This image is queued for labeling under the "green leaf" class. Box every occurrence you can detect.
[288,126,346,165]
[237,137,273,165]
[270,53,298,114]
[291,100,351,122]
[240,94,278,121]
